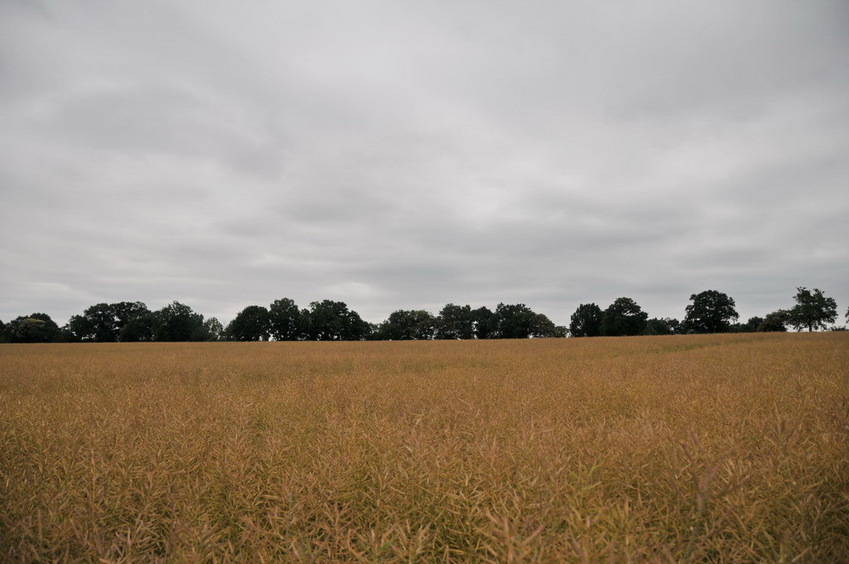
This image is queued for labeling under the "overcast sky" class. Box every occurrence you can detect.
[2,0,848,328]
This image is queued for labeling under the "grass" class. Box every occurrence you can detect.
[1,333,847,562]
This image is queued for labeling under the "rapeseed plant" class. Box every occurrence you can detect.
[1,334,847,562]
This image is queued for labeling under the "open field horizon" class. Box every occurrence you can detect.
[2,333,847,562]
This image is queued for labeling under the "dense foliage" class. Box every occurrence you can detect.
[569,303,603,337]
[601,297,648,336]
[787,287,838,332]
[0,287,843,342]
[683,290,739,334]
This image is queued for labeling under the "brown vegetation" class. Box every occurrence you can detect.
[1,334,847,562]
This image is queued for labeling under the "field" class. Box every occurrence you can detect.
[1,334,847,562]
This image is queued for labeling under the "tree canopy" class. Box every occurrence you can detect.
[788,287,838,332]
[378,310,436,340]
[303,300,369,341]
[643,318,679,336]
[152,302,209,342]
[435,304,475,340]
[758,310,790,332]
[569,303,603,337]
[3,285,844,343]
[4,313,62,343]
[601,297,648,336]
[227,305,271,341]
[68,301,151,342]
[491,303,535,339]
[683,290,739,334]
[268,298,303,341]
[470,307,495,339]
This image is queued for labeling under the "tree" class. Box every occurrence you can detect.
[491,303,537,339]
[601,298,648,336]
[379,310,436,340]
[203,317,224,341]
[364,322,382,341]
[435,304,475,340]
[113,301,150,331]
[153,302,205,341]
[643,317,679,336]
[6,313,62,343]
[569,303,603,337]
[67,314,91,342]
[0,319,7,343]
[269,298,304,341]
[228,305,271,341]
[738,317,764,333]
[119,315,155,342]
[471,306,495,339]
[304,300,369,341]
[683,290,738,334]
[788,287,838,332]
[73,303,115,341]
[69,301,151,342]
[528,312,560,338]
[758,310,789,332]
[15,319,50,342]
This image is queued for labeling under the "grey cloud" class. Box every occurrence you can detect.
[2,0,848,327]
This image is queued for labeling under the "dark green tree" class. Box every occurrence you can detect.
[602,298,648,336]
[268,298,304,341]
[0,319,7,343]
[529,312,560,338]
[203,317,224,341]
[304,300,369,341]
[67,314,93,341]
[69,301,151,342]
[75,303,115,341]
[491,303,537,339]
[471,306,495,339]
[407,310,436,340]
[153,302,205,341]
[6,313,62,343]
[118,315,155,342]
[379,310,436,340]
[758,310,790,332]
[643,317,679,336]
[364,322,382,341]
[569,303,603,337]
[228,305,271,341]
[683,290,738,334]
[435,304,475,340]
[113,302,150,331]
[788,287,838,332]
[15,319,50,342]
[738,317,764,333]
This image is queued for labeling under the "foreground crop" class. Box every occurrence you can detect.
[1,334,847,562]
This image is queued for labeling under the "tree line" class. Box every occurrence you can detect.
[0,287,844,343]
[567,288,842,337]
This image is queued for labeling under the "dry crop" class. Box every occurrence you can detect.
[1,333,848,562]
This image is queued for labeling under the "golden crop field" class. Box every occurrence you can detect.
[1,333,847,563]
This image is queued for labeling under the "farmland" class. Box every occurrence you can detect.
[1,333,847,562]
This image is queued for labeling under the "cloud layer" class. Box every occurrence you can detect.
[2,0,848,326]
